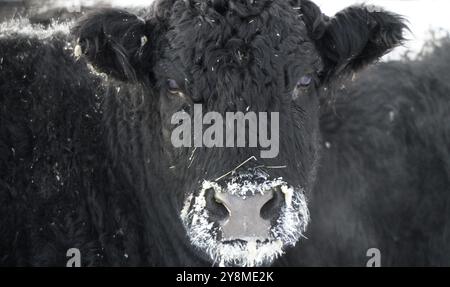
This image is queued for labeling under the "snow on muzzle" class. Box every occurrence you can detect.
[180,171,310,267]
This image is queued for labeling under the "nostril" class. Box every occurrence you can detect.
[205,189,230,222]
[260,188,284,220]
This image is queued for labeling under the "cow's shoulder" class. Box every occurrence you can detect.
[0,20,113,266]
[0,19,105,174]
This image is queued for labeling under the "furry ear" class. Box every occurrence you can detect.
[72,9,151,82]
[300,1,407,79]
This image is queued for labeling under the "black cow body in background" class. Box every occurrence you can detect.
[0,1,449,266]
[288,39,450,266]
[0,23,203,266]
[0,29,145,266]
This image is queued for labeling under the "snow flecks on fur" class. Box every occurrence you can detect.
[180,177,310,267]
[225,174,286,198]
[180,194,193,220]
[281,185,293,207]
[74,44,83,59]
[273,187,309,246]
[0,19,71,39]
[140,35,148,47]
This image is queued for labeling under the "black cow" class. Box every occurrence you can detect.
[0,0,448,267]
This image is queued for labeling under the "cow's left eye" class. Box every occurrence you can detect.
[167,79,181,94]
[297,75,313,88]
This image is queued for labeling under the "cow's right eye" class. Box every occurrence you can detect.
[297,75,313,88]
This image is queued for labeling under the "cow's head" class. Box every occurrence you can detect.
[73,0,406,266]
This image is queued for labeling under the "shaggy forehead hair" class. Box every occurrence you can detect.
[158,0,322,110]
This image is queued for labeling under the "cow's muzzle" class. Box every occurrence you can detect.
[180,169,308,267]
[202,171,289,241]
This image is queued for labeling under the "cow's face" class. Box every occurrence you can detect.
[154,1,322,267]
[74,0,406,266]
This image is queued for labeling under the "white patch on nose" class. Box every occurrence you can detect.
[180,177,310,267]
[281,185,293,207]
[180,194,193,219]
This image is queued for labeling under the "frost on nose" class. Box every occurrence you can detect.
[215,190,273,241]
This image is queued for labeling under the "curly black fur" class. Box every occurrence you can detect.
[0,0,448,266]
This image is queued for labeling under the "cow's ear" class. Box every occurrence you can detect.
[72,9,152,82]
[301,1,407,80]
